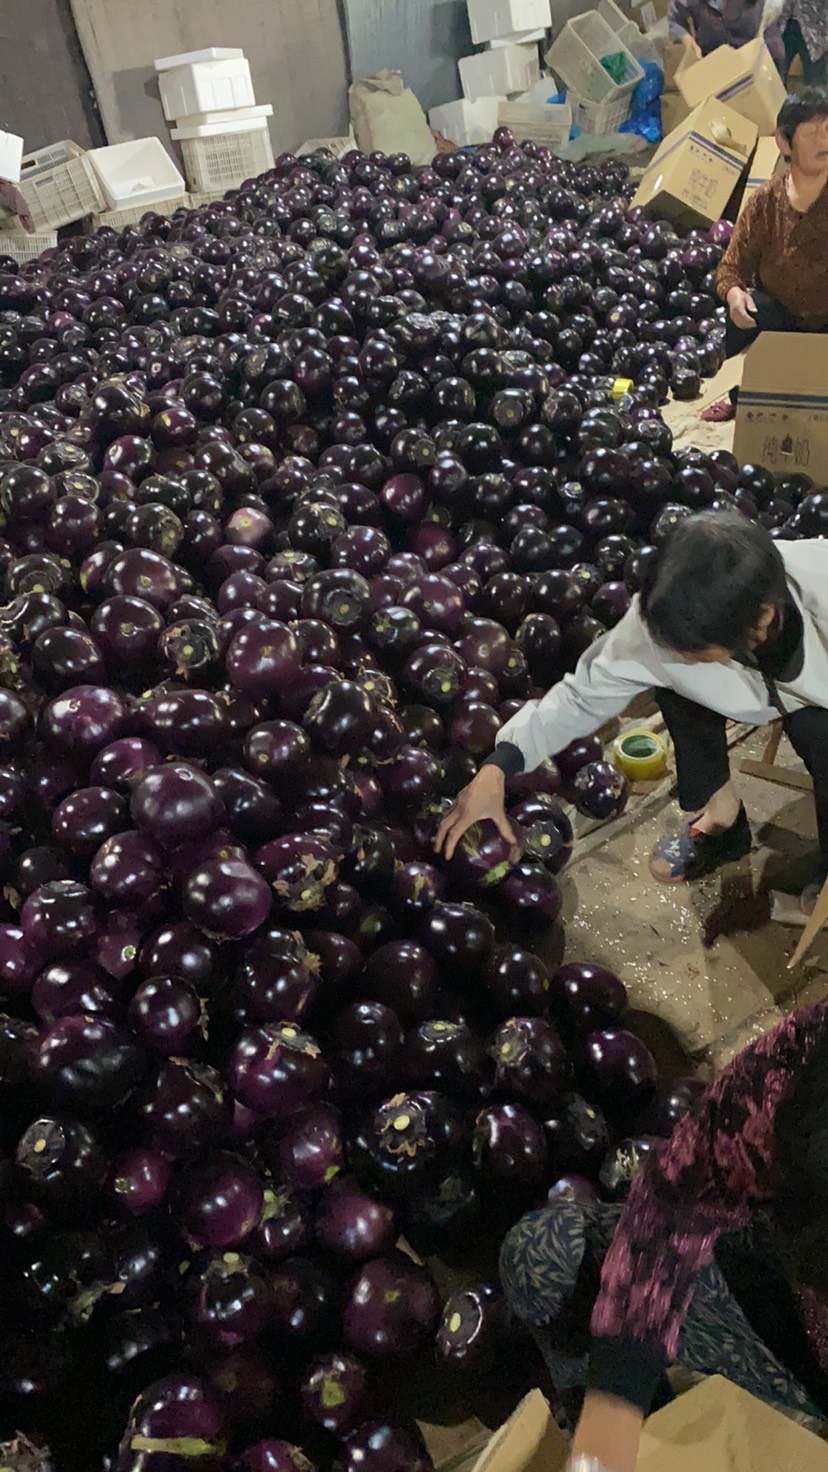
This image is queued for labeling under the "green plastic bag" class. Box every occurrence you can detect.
[600,51,628,84]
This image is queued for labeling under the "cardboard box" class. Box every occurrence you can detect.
[677,37,786,137]
[737,136,785,217]
[472,1379,828,1472]
[459,43,541,101]
[631,96,756,230]
[467,0,551,46]
[735,333,828,483]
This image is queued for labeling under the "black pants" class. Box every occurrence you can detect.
[784,18,828,86]
[657,689,828,881]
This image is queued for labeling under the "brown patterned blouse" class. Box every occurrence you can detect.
[716,173,828,329]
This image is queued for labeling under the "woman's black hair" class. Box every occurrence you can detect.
[777,86,828,149]
[773,1028,828,1297]
[639,510,788,656]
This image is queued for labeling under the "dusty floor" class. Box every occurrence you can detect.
[558,724,828,1069]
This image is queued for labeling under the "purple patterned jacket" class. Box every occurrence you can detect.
[589,1003,828,1407]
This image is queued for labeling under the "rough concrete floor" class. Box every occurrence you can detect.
[559,724,828,1070]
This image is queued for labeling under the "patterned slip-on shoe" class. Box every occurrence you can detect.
[649,804,751,884]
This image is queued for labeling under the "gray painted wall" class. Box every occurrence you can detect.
[343,0,473,114]
[0,0,104,152]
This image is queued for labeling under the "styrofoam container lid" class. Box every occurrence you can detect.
[0,131,24,185]
[171,115,272,140]
[173,103,273,129]
[155,47,244,71]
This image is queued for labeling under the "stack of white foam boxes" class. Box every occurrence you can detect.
[430,0,552,147]
[155,47,275,199]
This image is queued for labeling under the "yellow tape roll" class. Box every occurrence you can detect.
[613,728,668,782]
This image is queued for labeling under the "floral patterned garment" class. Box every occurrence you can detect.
[785,0,828,62]
[589,1003,828,1410]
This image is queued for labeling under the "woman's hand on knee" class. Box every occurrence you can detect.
[727,287,757,330]
[569,1393,644,1472]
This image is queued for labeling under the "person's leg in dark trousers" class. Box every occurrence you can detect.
[650,690,752,880]
[499,1201,826,1423]
[783,706,828,884]
[724,292,801,405]
[784,18,828,86]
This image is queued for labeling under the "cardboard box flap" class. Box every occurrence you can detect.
[740,332,828,401]
[676,37,786,135]
[471,1393,568,1472]
[639,1377,828,1470]
[470,1378,828,1472]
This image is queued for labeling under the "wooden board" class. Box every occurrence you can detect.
[70,0,349,153]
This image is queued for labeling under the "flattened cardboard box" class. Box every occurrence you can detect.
[734,333,828,483]
[631,96,756,231]
[472,1378,828,1472]
[737,137,784,218]
[677,37,786,137]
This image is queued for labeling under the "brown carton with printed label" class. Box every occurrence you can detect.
[677,36,786,137]
[734,333,828,483]
[630,96,756,230]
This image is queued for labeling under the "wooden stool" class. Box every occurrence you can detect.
[740,722,826,968]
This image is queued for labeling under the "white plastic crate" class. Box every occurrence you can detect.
[172,103,273,131]
[88,138,185,209]
[467,0,551,46]
[179,124,274,193]
[9,141,105,230]
[89,195,189,230]
[0,132,23,184]
[571,90,632,134]
[546,12,643,104]
[0,230,57,263]
[171,110,273,141]
[159,58,255,123]
[498,100,572,146]
[429,96,504,146]
[459,43,541,102]
[155,47,244,71]
[188,190,231,207]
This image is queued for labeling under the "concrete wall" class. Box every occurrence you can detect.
[343,0,473,114]
[69,0,349,153]
[0,0,104,152]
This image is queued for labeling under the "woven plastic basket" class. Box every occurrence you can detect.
[0,230,58,264]
[179,125,274,193]
[498,101,572,147]
[547,12,643,104]
[14,142,105,230]
[571,91,632,134]
[89,195,189,230]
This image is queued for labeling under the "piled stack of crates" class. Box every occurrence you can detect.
[430,0,552,147]
[156,47,275,198]
[0,139,106,257]
[546,0,645,135]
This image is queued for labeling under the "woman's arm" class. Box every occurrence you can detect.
[667,0,694,42]
[716,193,766,303]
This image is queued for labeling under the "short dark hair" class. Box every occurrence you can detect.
[777,87,828,146]
[639,511,788,655]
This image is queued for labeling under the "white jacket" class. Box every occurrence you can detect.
[497,540,828,773]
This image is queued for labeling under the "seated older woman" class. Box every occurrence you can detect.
[500,1003,828,1472]
[702,86,828,422]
